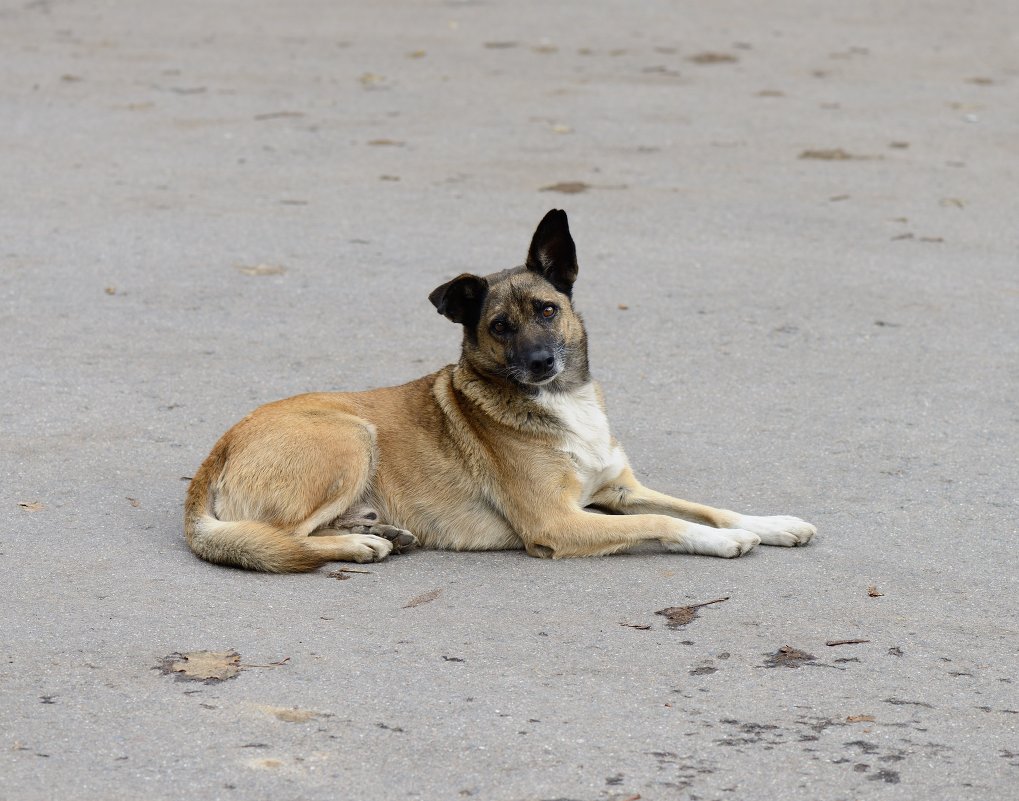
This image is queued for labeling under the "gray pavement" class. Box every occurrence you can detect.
[1,1,1017,799]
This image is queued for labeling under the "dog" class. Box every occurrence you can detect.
[184,209,815,572]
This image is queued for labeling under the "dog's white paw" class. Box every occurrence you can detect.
[665,524,761,558]
[349,533,394,563]
[736,515,815,547]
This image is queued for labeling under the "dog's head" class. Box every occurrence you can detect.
[429,209,589,392]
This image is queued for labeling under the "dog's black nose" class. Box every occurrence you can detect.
[528,350,555,373]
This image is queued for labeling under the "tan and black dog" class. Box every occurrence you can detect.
[184,210,815,572]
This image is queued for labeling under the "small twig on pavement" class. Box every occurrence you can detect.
[239,657,291,668]
[686,596,730,609]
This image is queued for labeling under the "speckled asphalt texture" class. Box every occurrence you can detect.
[2,1,1017,799]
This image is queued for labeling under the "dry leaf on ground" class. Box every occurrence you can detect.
[159,650,241,682]
[19,501,44,512]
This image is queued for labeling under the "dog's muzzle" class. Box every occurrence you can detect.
[522,346,561,385]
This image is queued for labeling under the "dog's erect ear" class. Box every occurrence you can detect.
[525,208,578,297]
[428,273,489,328]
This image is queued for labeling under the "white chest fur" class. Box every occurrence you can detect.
[535,383,628,505]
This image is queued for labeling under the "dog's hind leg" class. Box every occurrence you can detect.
[303,531,395,563]
[315,505,418,554]
[190,402,415,571]
[283,438,401,563]
[347,524,417,553]
[249,411,407,562]
[315,517,418,554]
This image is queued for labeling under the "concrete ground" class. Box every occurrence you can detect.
[1,1,1017,799]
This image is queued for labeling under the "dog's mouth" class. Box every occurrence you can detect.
[525,366,563,386]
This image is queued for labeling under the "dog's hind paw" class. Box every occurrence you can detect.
[344,533,394,563]
[349,524,418,554]
[736,515,815,547]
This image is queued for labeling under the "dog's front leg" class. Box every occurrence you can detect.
[588,467,815,547]
[518,509,760,559]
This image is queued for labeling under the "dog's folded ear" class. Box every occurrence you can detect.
[525,208,578,297]
[428,273,489,328]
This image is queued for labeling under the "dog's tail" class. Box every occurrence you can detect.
[183,445,331,573]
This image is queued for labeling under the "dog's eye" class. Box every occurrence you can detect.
[490,320,508,335]
[541,304,557,319]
